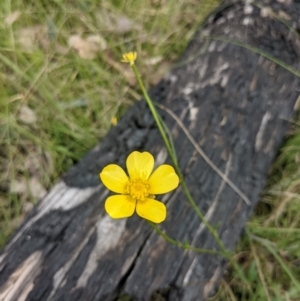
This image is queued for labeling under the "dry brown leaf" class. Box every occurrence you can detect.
[18,105,37,124]
[28,177,47,199]
[68,34,107,59]
[24,150,54,177]
[111,15,133,34]
[10,177,47,200]
[18,25,49,52]
[97,10,138,34]
[5,11,21,25]
[86,35,107,49]
[24,153,40,175]
[144,56,163,66]
[22,202,34,214]
[10,178,27,195]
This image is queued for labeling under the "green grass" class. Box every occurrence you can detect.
[1,0,300,300]
[0,0,220,245]
[209,125,300,301]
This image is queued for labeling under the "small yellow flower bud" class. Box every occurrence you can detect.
[111,117,117,126]
[121,51,137,66]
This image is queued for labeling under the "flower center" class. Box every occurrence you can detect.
[126,179,150,201]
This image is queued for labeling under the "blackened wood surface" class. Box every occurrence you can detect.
[1,1,300,300]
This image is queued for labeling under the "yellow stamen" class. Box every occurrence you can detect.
[125,179,150,202]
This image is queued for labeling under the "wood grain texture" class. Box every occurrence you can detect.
[1,0,300,300]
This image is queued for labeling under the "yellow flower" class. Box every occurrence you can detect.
[121,51,137,66]
[100,151,179,223]
[111,116,117,126]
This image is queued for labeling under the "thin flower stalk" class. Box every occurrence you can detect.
[123,52,250,285]
[131,63,226,251]
[150,223,225,256]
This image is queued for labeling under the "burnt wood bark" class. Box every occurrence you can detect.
[1,0,300,300]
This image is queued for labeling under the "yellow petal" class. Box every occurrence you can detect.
[148,165,179,194]
[100,164,129,193]
[126,151,154,180]
[136,198,166,223]
[105,195,135,219]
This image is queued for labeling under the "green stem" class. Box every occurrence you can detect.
[131,65,178,168]
[131,64,225,251]
[131,63,250,286]
[150,223,224,256]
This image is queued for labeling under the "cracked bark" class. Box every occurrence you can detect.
[1,0,300,300]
